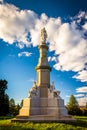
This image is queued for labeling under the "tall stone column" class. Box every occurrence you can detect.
[13,28,75,122]
[35,28,51,97]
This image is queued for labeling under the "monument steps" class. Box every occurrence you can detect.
[12,115,76,122]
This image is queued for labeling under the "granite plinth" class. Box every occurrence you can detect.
[12,97,75,122]
[18,97,68,116]
[12,115,76,122]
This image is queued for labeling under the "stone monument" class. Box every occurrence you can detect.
[12,28,75,122]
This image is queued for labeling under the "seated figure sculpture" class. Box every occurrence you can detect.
[48,82,60,98]
[28,81,40,98]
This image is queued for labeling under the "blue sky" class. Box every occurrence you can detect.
[0,0,87,106]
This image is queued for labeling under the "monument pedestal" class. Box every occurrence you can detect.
[12,87,75,122]
[18,97,68,116]
[12,28,75,122]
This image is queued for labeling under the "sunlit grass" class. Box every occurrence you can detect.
[0,116,87,130]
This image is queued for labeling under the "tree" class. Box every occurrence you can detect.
[9,98,21,116]
[0,79,7,98]
[82,102,87,116]
[9,98,15,116]
[9,98,15,107]
[67,95,82,115]
[20,99,23,108]
[86,102,87,108]
[15,104,21,115]
[0,79,9,116]
[4,94,9,115]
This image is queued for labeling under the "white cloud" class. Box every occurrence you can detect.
[48,56,57,62]
[74,94,84,97]
[76,86,87,93]
[75,86,87,106]
[0,0,3,3]
[76,11,86,19]
[18,51,32,57]
[0,3,37,45]
[77,97,87,106]
[83,23,87,30]
[73,70,87,82]
[66,93,87,106]
[71,11,87,24]
[53,23,87,72]
[27,78,35,82]
[66,95,70,98]
[0,3,87,82]
[16,42,25,49]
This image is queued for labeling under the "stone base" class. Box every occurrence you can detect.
[18,97,68,116]
[12,97,75,122]
[12,115,76,122]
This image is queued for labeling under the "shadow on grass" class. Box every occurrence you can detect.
[0,116,14,120]
[62,119,87,128]
[0,126,34,130]
[0,116,87,130]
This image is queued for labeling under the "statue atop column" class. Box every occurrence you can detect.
[40,28,47,44]
[13,27,75,122]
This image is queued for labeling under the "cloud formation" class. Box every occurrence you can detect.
[73,70,87,82]
[0,3,87,82]
[75,86,87,106]
[74,94,84,98]
[77,97,87,106]
[0,3,37,45]
[0,0,3,3]
[18,51,32,57]
[48,56,57,62]
[76,86,87,93]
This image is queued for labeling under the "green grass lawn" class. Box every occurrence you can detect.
[0,116,87,130]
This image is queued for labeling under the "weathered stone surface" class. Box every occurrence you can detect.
[18,97,68,117]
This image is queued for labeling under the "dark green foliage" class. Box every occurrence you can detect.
[67,95,82,115]
[0,79,9,116]
[9,98,15,107]
[83,109,87,116]
[20,99,23,108]
[9,98,15,116]
[86,102,87,108]
[15,104,21,115]
[0,80,7,96]
[9,98,21,116]
[3,94,9,115]
[81,108,87,116]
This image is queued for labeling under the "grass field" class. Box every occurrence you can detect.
[0,116,87,130]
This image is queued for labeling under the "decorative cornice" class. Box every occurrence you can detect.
[39,44,48,50]
[35,65,52,71]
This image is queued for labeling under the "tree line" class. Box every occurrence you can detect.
[0,79,21,116]
[67,95,87,116]
[0,79,87,116]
